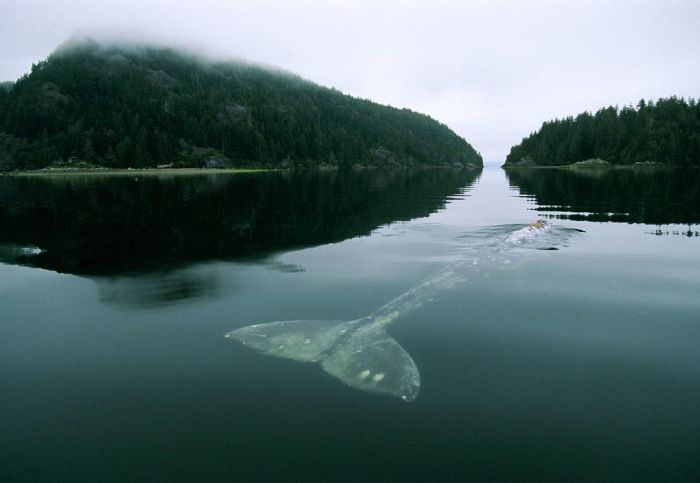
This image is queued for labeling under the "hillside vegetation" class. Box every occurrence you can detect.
[0,39,482,171]
[505,97,700,167]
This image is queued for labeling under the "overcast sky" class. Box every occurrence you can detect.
[2,0,699,164]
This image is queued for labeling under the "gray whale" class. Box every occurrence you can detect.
[226,221,581,402]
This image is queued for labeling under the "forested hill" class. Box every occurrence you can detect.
[504,97,700,167]
[0,39,482,171]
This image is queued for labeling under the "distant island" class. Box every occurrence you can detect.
[504,97,700,168]
[0,38,482,171]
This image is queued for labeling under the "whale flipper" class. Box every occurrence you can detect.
[226,319,420,401]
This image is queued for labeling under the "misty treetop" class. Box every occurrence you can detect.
[0,39,482,171]
[505,97,700,167]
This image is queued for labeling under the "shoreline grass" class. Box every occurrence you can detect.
[501,163,684,171]
[2,164,484,177]
[3,167,276,177]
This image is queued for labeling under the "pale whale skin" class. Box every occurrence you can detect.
[225,221,581,402]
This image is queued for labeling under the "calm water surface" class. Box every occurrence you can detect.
[1,168,699,482]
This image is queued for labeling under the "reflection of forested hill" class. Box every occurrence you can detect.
[0,169,481,275]
[506,168,700,225]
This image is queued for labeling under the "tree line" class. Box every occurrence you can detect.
[505,97,700,167]
[0,39,482,171]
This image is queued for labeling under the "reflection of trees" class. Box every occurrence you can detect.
[646,227,699,238]
[96,269,220,308]
[506,168,700,225]
[0,168,481,275]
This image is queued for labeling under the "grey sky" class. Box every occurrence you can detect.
[2,0,699,164]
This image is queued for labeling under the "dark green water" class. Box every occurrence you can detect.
[1,168,699,482]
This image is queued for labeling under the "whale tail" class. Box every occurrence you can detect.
[225,318,420,402]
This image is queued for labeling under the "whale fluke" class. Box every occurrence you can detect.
[226,319,354,363]
[226,318,420,402]
[320,324,420,402]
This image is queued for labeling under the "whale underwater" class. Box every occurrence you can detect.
[225,221,583,402]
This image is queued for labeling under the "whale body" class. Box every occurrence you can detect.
[225,221,581,402]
